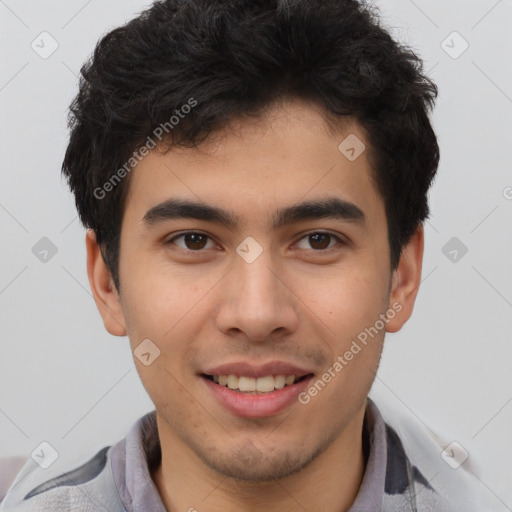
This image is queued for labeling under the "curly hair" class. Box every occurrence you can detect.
[62,0,439,291]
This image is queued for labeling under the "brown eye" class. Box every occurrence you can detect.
[167,232,215,251]
[295,232,344,251]
[308,233,331,250]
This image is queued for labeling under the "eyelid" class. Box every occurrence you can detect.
[165,230,348,252]
[165,230,218,249]
[166,229,210,241]
[292,230,348,250]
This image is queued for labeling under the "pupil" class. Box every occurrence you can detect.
[310,233,330,250]
[185,234,206,250]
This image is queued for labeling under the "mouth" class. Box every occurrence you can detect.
[200,370,315,418]
[201,373,313,394]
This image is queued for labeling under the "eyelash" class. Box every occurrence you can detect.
[165,231,347,254]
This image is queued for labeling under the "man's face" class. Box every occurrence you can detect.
[109,99,400,480]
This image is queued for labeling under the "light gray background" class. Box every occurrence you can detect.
[0,0,511,508]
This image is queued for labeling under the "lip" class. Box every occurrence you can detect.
[201,372,314,419]
[201,361,313,379]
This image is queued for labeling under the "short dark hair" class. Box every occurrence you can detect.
[62,0,439,291]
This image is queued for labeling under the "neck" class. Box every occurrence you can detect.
[152,404,368,512]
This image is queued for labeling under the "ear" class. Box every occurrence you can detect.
[385,225,424,333]
[85,229,127,336]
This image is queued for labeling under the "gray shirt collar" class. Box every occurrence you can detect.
[111,398,387,511]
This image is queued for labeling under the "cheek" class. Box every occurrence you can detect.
[120,266,212,392]
[304,280,386,410]
[120,259,208,339]
[301,265,389,340]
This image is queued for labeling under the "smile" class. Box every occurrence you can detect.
[201,372,315,418]
[203,374,310,394]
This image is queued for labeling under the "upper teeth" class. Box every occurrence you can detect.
[212,375,297,392]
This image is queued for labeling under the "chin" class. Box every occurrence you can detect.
[194,437,329,483]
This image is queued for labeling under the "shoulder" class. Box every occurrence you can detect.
[0,445,125,512]
[372,397,491,512]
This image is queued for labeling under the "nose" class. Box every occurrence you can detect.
[214,247,300,343]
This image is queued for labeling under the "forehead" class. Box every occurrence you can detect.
[122,98,384,230]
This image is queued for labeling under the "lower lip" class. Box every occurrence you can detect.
[202,375,314,418]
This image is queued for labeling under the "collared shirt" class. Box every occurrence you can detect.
[0,398,483,511]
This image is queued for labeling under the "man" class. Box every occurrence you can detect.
[0,0,484,510]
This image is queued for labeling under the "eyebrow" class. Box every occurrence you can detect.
[142,197,366,230]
